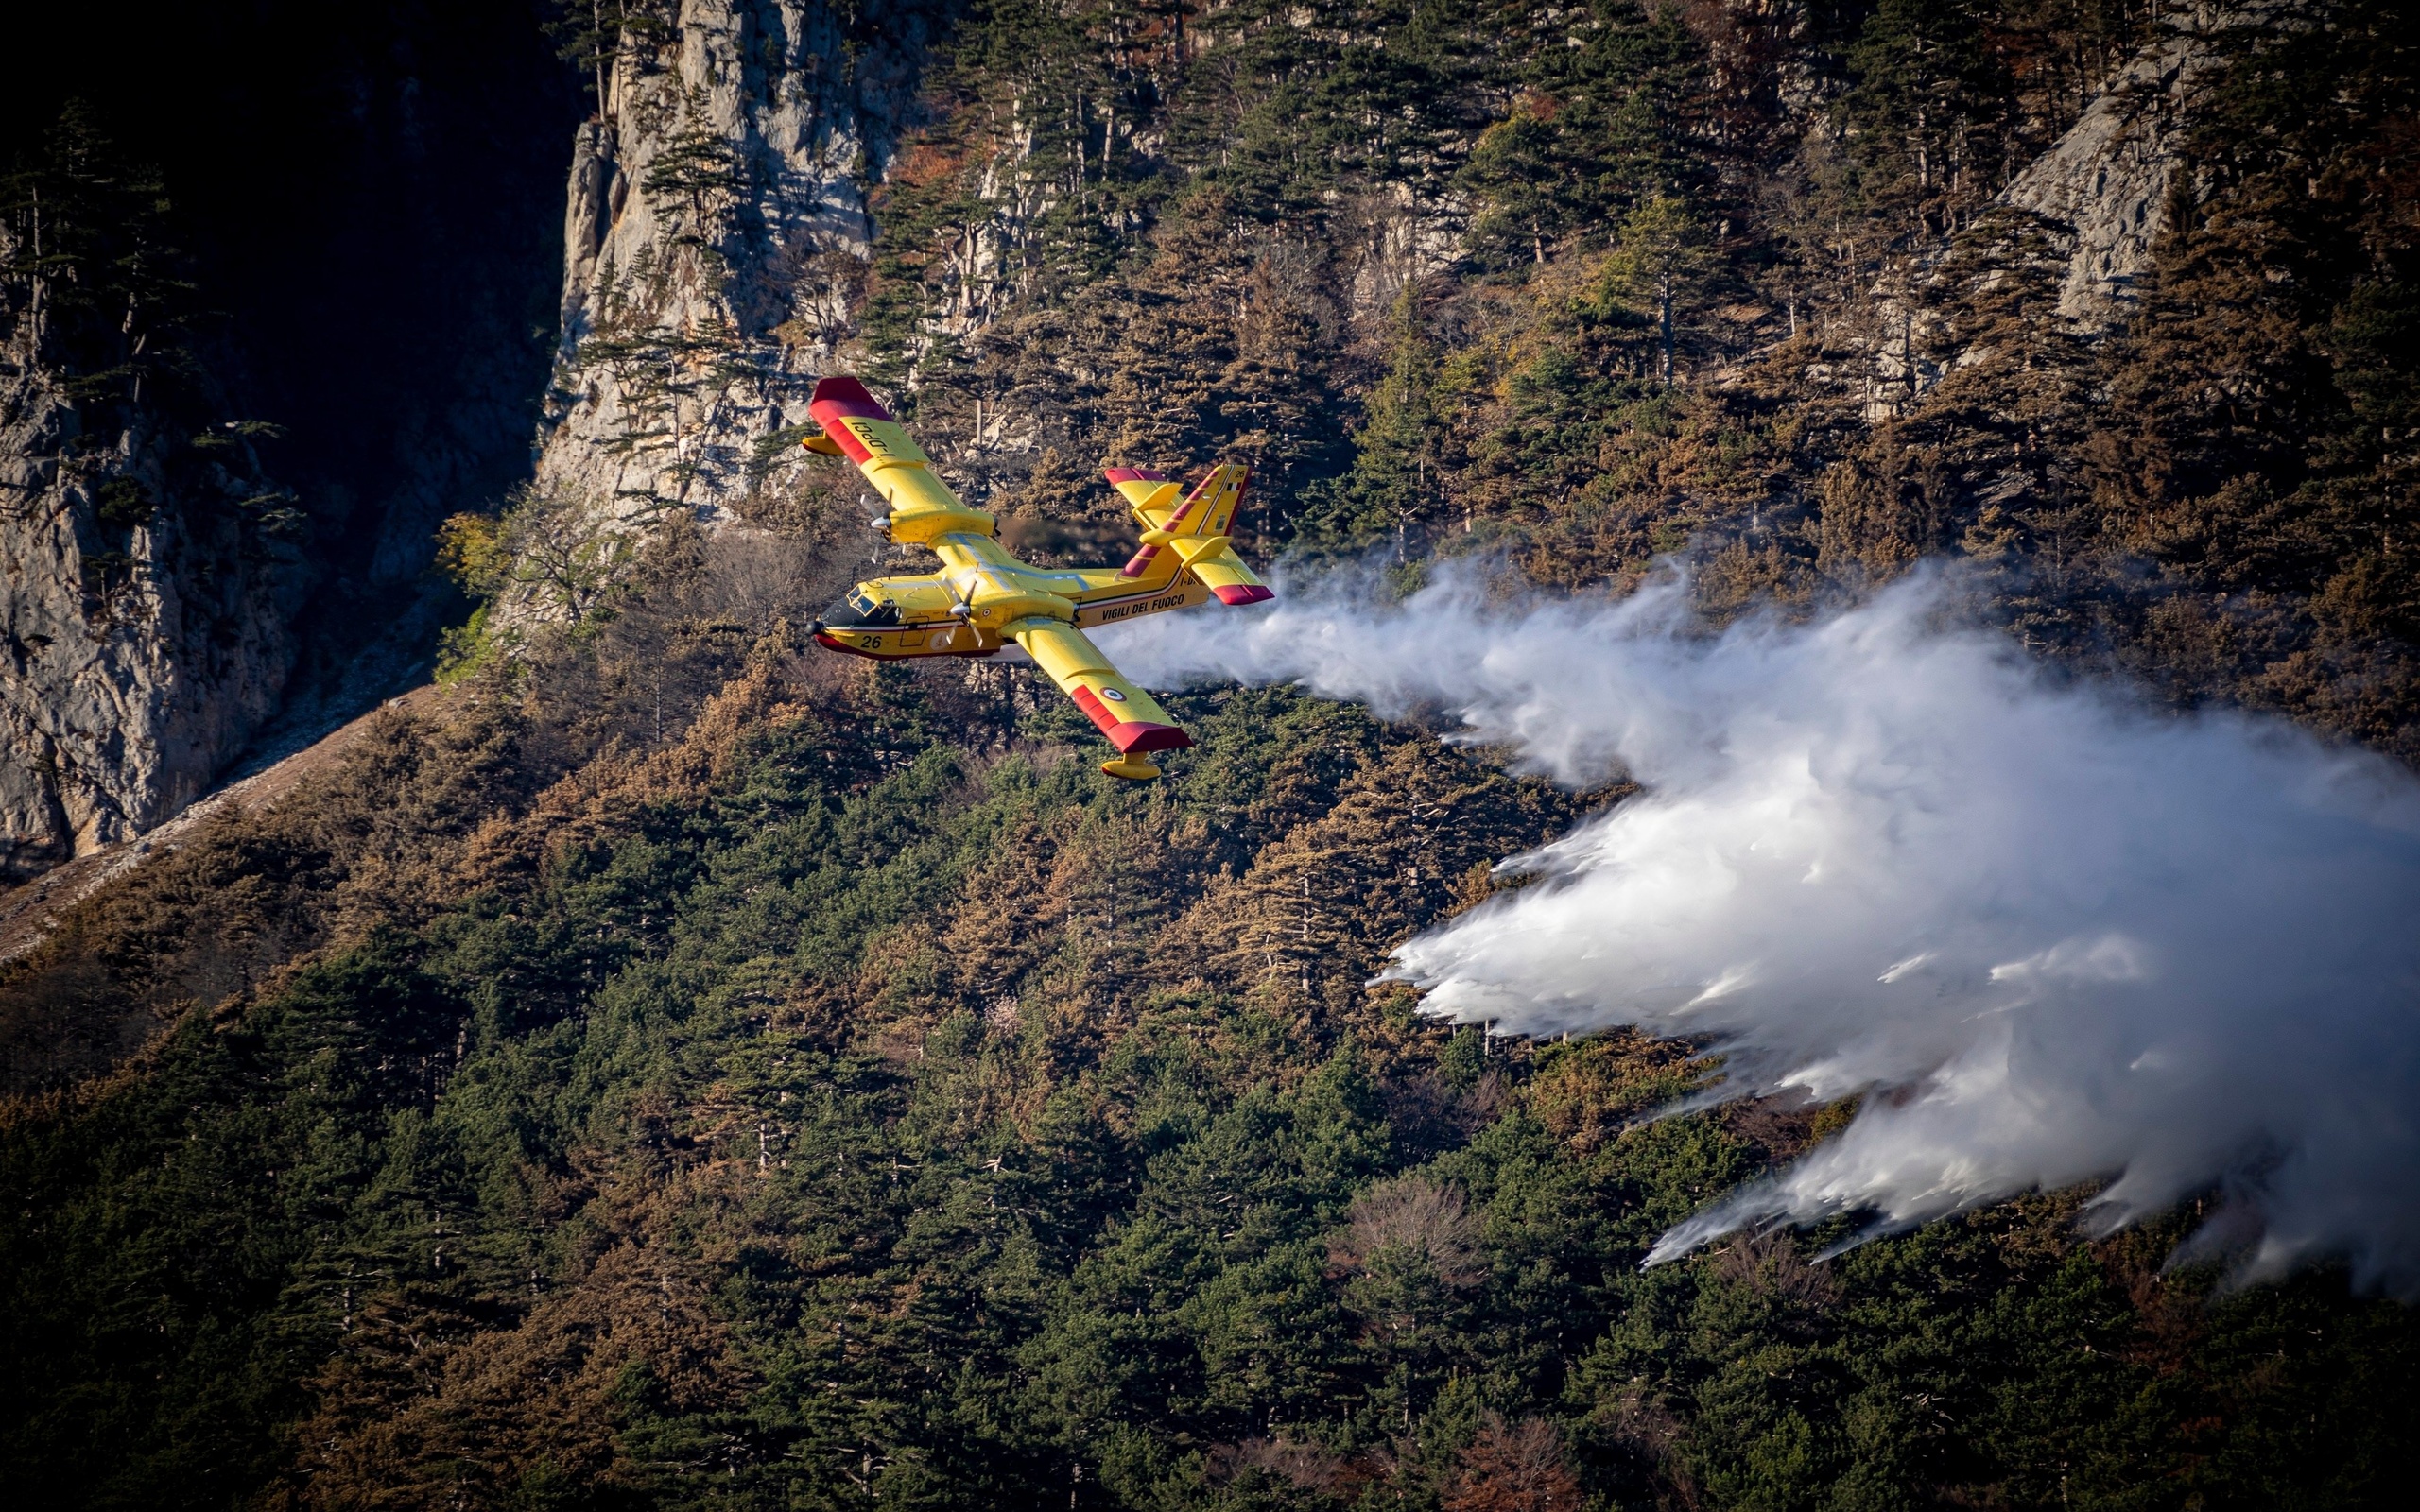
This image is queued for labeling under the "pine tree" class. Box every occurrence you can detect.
[1,102,189,400]
[1838,0,2008,242]
[1601,194,1715,384]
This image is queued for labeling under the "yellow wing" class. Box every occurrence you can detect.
[803,380,1208,781]
[1008,617,1192,781]
[808,377,994,546]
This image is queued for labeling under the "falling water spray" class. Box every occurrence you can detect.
[1103,566,2420,1293]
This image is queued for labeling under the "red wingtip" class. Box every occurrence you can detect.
[808,377,890,464]
[1211,584,1274,606]
[809,375,892,422]
[1104,467,1168,485]
[1071,687,1192,753]
[1109,722,1193,754]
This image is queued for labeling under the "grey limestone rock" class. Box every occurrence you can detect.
[510,0,932,630]
[1996,5,2237,333]
[0,361,305,882]
[1851,5,2241,421]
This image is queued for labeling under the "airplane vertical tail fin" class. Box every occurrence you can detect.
[1100,462,1272,605]
[1113,464,1248,578]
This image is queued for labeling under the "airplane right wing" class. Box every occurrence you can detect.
[1007,616,1192,777]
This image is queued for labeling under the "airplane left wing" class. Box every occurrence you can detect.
[1007,616,1192,779]
[808,376,994,545]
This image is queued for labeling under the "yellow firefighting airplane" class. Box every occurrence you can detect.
[801,376,1274,781]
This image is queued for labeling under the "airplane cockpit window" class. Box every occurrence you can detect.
[824,591,900,627]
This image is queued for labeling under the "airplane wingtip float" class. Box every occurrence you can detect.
[801,376,1274,782]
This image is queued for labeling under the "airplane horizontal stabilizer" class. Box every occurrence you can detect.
[1189,549,1275,606]
[1115,465,1249,579]
[1104,467,1180,519]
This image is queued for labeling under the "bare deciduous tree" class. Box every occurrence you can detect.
[1335,1174,1484,1288]
[1443,1416,1581,1512]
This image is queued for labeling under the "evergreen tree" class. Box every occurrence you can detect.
[1600,194,1715,384]
[1,101,190,401]
[1837,0,2009,241]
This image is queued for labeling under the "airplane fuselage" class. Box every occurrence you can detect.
[813,530,1212,660]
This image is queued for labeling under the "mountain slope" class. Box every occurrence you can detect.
[5,3,2420,1508]
[7,629,2414,1510]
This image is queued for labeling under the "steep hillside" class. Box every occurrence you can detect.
[8,610,2415,1510]
[5,2,2420,1508]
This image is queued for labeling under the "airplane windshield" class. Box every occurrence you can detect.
[824,591,899,627]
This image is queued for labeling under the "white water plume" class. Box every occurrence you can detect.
[1102,568,2420,1292]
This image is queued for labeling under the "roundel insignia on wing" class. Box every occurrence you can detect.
[1099,686,1128,702]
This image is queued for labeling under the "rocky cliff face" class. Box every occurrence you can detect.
[1996,6,2233,333]
[0,1,2283,882]
[1853,5,2232,421]
[514,0,935,627]
[1,4,577,882]
[0,346,303,882]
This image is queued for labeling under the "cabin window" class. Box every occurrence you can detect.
[825,592,899,627]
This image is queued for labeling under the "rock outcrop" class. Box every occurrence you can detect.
[0,358,304,882]
[1996,5,2236,333]
[513,0,935,627]
[1853,4,2238,421]
[3,17,576,886]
